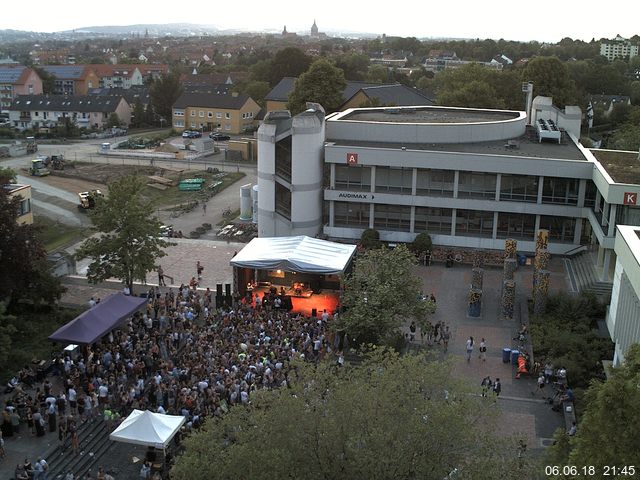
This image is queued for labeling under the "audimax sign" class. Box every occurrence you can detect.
[337,192,373,200]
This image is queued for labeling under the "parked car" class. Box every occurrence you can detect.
[182,130,202,138]
[209,132,231,141]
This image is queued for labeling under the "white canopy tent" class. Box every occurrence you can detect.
[109,409,186,450]
[230,236,357,274]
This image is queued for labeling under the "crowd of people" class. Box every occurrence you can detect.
[2,279,338,479]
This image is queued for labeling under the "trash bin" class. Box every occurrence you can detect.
[511,349,520,365]
[517,253,527,266]
[502,348,511,363]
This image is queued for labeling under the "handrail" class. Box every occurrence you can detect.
[563,244,587,256]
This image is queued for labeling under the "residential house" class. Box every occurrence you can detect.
[172,92,260,134]
[491,54,513,67]
[0,66,43,110]
[137,64,169,82]
[90,64,143,89]
[39,65,99,95]
[4,183,33,225]
[590,94,632,117]
[600,35,639,61]
[9,95,131,131]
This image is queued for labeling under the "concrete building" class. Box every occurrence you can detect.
[607,225,640,365]
[257,100,640,285]
[600,35,639,61]
[0,66,43,111]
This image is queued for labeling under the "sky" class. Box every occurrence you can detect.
[3,0,638,43]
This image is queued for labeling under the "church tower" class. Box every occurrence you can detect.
[311,20,319,37]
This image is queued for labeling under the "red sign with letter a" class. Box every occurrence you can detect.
[346,153,358,166]
[623,192,637,205]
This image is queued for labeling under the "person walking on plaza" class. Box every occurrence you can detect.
[202,203,207,216]
[493,378,502,399]
[478,338,487,361]
[481,376,492,397]
[157,266,166,286]
[442,326,450,352]
[465,336,474,362]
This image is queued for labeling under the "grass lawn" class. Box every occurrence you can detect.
[143,171,245,210]
[34,215,87,252]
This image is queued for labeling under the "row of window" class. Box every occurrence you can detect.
[332,202,577,242]
[334,165,586,206]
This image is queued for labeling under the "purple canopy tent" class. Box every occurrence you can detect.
[48,293,146,345]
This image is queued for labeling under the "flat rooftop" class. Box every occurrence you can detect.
[328,128,587,161]
[590,149,640,184]
[339,106,520,124]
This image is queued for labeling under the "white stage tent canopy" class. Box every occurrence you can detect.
[109,409,186,450]
[230,236,357,274]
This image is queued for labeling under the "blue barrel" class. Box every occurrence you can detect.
[502,348,511,363]
[511,349,520,365]
[517,253,527,266]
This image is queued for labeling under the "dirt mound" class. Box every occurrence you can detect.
[53,162,158,184]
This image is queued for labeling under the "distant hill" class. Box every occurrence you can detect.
[63,23,222,36]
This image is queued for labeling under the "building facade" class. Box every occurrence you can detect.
[39,66,99,96]
[257,102,640,283]
[5,183,33,225]
[600,35,639,61]
[607,225,640,366]
[0,66,43,110]
[172,92,260,134]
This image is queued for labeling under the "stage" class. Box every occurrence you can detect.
[246,287,340,318]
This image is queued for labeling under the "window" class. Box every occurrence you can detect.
[416,169,454,197]
[455,209,494,237]
[539,216,576,243]
[199,111,204,117]
[374,204,411,232]
[19,198,31,216]
[224,124,231,131]
[500,175,539,203]
[335,165,371,191]
[208,111,213,118]
[275,136,292,182]
[375,167,412,194]
[497,213,536,240]
[334,201,370,227]
[457,171,496,199]
[542,177,578,205]
[584,181,597,208]
[174,120,184,127]
[216,112,222,119]
[225,112,231,119]
[242,113,246,119]
[414,207,452,234]
[275,182,291,220]
[174,110,184,117]
[190,111,196,117]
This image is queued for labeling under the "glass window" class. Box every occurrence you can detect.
[455,209,494,237]
[616,205,640,226]
[416,169,454,197]
[208,112,213,118]
[275,136,292,183]
[335,165,371,191]
[374,204,411,232]
[190,111,196,117]
[225,112,231,119]
[19,198,31,216]
[334,201,369,228]
[375,167,412,194]
[275,182,291,220]
[199,111,204,117]
[414,207,452,234]
[542,177,579,205]
[216,112,222,119]
[539,216,576,243]
[457,171,497,199]
[584,181,597,208]
[500,175,539,203]
[497,213,536,240]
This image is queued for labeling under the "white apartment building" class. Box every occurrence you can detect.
[600,35,639,61]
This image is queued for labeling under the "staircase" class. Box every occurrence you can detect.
[566,252,613,298]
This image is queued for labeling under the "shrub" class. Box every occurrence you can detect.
[360,228,382,249]
[202,223,212,230]
[189,231,200,238]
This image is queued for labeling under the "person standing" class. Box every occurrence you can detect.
[465,336,474,362]
[493,378,502,399]
[157,266,166,287]
[534,372,546,398]
[481,376,492,397]
[478,338,487,361]
[442,326,450,352]
[409,321,417,342]
[202,203,207,216]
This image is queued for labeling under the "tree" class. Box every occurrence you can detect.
[335,53,370,81]
[410,232,432,255]
[287,59,347,115]
[74,176,169,293]
[269,47,312,86]
[106,113,121,128]
[171,349,529,480]
[546,343,640,472]
[240,81,271,107]
[0,169,64,309]
[0,303,17,366]
[521,56,579,108]
[32,66,56,94]
[359,228,381,249]
[131,98,146,128]
[338,245,431,346]
[608,124,640,151]
[149,72,183,122]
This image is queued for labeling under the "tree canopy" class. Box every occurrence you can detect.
[74,176,169,293]
[287,59,347,115]
[171,349,529,480]
[337,245,430,346]
[149,72,183,123]
[0,169,64,310]
[269,47,312,86]
[521,56,579,108]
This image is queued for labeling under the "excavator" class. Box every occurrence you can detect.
[77,189,104,211]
